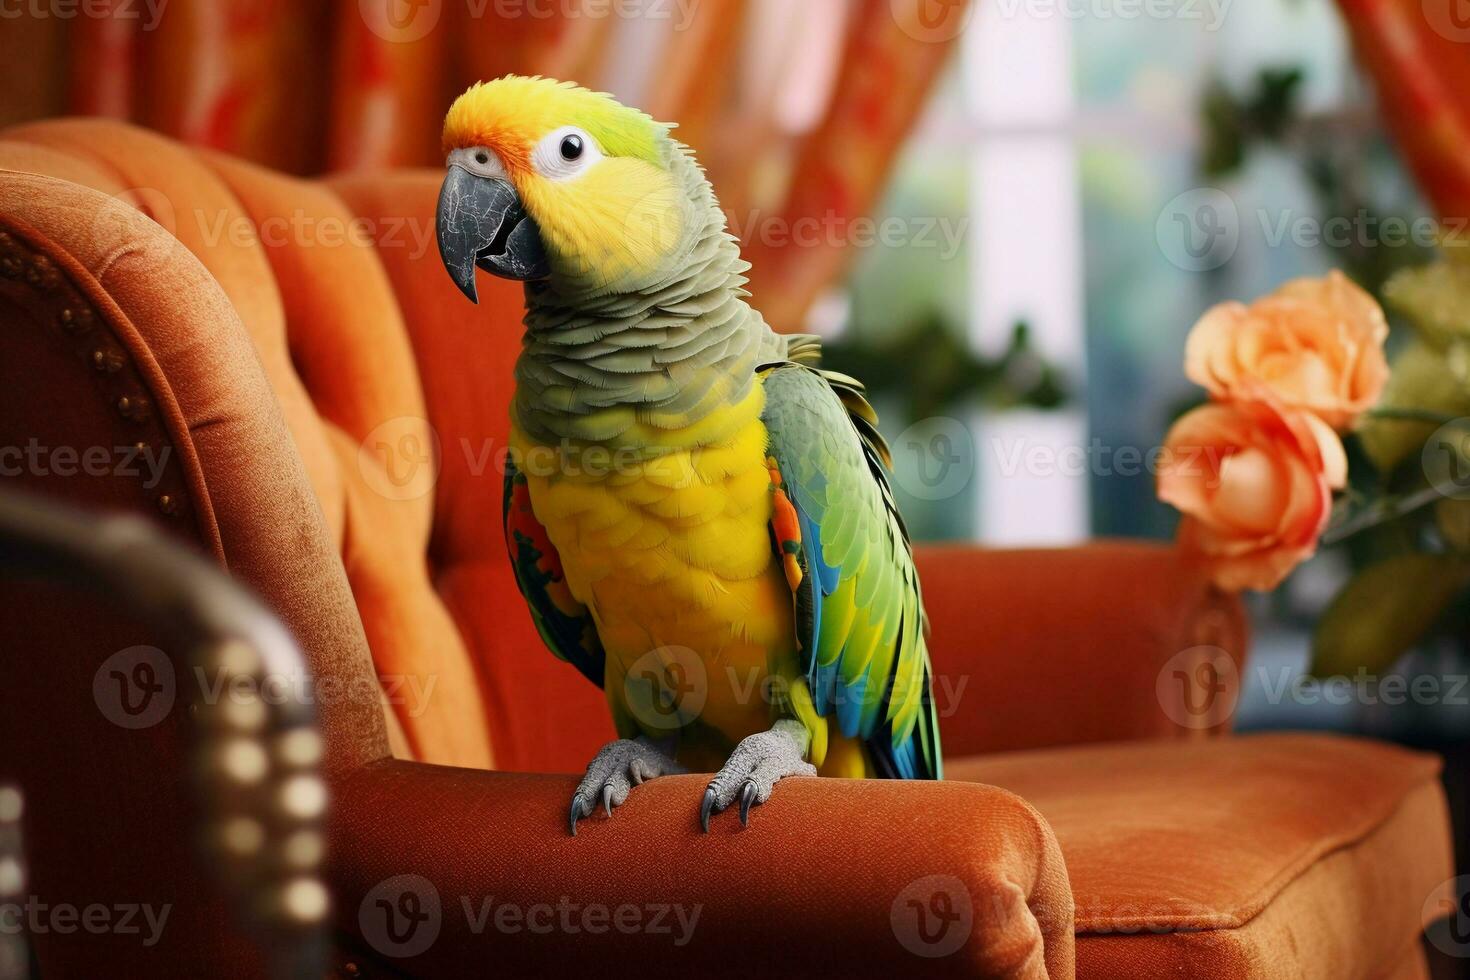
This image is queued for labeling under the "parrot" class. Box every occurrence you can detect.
[434,76,942,834]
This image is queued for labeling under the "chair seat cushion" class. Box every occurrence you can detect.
[948,733,1453,979]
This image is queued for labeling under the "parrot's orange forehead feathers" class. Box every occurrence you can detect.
[442,75,668,175]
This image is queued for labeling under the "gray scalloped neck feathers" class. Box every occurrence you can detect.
[512,142,798,448]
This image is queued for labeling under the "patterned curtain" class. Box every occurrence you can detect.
[1336,0,1470,223]
[4,0,972,327]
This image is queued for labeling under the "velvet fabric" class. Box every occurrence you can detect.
[0,120,1453,978]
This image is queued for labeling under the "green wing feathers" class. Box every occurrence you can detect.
[761,363,942,780]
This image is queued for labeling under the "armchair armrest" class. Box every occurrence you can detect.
[328,759,1075,979]
[915,541,1248,758]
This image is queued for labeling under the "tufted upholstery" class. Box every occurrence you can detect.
[0,119,1256,776]
[0,120,1452,980]
[0,118,616,773]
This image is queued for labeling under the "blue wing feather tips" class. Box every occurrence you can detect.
[835,669,866,738]
[762,362,942,782]
[891,735,918,780]
[798,509,836,709]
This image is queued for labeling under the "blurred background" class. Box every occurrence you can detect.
[3,1,1470,973]
[1,0,1468,790]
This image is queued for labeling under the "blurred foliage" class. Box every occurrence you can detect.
[1311,236,1470,678]
[1382,239,1470,350]
[1195,62,1470,678]
[1200,66,1433,297]
[822,312,1068,423]
[1200,67,1305,176]
[1357,341,1470,474]
[1314,553,1470,676]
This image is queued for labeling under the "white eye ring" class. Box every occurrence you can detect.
[531,127,603,182]
[447,146,507,180]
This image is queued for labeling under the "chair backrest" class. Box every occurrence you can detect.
[0,117,626,974]
[0,120,612,773]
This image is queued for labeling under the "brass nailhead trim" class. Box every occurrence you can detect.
[117,394,150,423]
[91,348,124,373]
[59,307,93,333]
[2,224,184,519]
[25,256,60,291]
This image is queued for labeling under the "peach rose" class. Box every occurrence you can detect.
[1158,396,1347,592]
[1184,270,1389,430]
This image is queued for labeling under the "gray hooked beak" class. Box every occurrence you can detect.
[436,165,550,303]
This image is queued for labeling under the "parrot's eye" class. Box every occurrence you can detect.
[449,146,507,180]
[532,127,603,182]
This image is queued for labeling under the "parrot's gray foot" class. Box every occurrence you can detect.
[569,737,684,835]
[700,720,817,832]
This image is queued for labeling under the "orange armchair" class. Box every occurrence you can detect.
[0,120,1454,979]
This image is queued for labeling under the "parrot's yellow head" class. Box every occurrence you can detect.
[437,76,692,301]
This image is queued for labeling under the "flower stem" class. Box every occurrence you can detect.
[1362,408,1462,426]
[1322,485,1443,545]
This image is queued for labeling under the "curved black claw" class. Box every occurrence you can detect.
[738,781,757,827]
[700,788,717,833]
[701,722,816,832]
[569,793,591,836]
[569,738,685,836]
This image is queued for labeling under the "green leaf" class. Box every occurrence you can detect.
[1311,553,1470,677]
[1443,230,1470,267]
[1436,497,1470,552]
[1249,67,1305,141]
[1384,260,1470,351]
[1357,341,1470,474]
[1199,82,1246,177]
